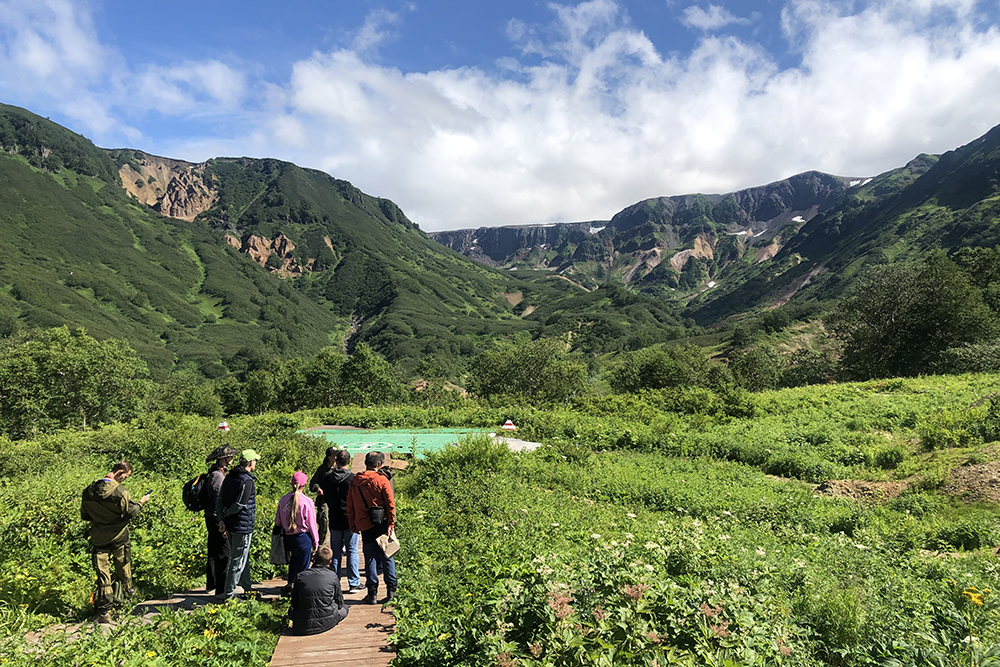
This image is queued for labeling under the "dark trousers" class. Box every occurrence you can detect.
[316,502,329,547]
[205,514,231,596]
[284,532,314,587]
[361,525,397,595]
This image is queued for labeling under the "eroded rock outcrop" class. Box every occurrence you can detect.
[117,152,217,222]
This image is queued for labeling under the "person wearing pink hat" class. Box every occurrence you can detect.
[275,471,319,595]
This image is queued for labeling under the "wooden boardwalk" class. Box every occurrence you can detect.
[269,452,399,666]
[269,584,395,667]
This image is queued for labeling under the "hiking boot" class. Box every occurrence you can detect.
[347,585,366,593]
[362,591,378,604]
[380,589,396,604]
[96,612,111,624]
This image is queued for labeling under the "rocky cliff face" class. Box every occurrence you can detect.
[116,151,217,222]
[429,171,861,292]
[431,221,600,268]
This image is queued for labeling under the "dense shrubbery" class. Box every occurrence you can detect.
[393,437,1000,666]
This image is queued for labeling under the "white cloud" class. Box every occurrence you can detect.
[257,0,1000,229]
[135,61,247,114]
[2,0,1000,233]
[681,4,752,31]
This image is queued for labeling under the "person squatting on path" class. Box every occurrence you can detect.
[288,545,349,635]
[347,451,397,604]
[80,461,150,623]
[275,471,319,595]
[319,449,362,592]
[204,444,237,596]
[216,449,261,600]
[310,447,337,547]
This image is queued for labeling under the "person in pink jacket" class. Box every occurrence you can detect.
[275,471,319,595]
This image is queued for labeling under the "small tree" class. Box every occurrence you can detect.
[0,327,150,437]
[469,337,587,404]
[608,344,714,393]
[827,253,998,379]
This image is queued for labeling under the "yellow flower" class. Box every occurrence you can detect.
[203,628,218,639]
[146,651,157,658]
[962,590,985,606]
[206,607,218,614]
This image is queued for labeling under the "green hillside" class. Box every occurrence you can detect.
[0,103,691,379]
[688,123,1000,322]
[0,105,342,377]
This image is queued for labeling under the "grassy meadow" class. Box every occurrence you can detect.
[1,374,1000,665]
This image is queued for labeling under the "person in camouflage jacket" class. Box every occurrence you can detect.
[81,461,149,622]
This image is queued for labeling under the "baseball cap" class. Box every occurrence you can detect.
[242,449,261,462]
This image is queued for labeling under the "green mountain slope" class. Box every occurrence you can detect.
[0,103,690,376]
[0,104,342,377]
[689,121,1000,322]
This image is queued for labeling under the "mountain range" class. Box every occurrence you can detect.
[1,100,998,379]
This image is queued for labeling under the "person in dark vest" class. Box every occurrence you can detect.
[288,545,348,635]
[309,447,337,547]
[216,449,261,601]
[346,451,397,604]
[81,461,149,623]
[204,443,237,596]
[319,449,362,592]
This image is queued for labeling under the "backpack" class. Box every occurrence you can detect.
[182,473,209,512]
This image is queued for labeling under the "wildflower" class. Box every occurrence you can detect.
[146,652,156,658]
[647,630,662,643]
[626,513,637,518]
[755,547,766,557]
[592,605,607,621]
[496,652,518,667]
[550,523,560,527]
[622,584,650,600]
[529,642,543,657]
[591,534,601,539]
[206,607,218,614]
[711,620,731,637]
[962,588,985,606]
[657,520,665,525]
[699,602,723,618]
[203,628,217,639]
[722,511,732,516]
[644,542,659,550]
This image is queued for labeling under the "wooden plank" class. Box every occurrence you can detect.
[269,567,396,667]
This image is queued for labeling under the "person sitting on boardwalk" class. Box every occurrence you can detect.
[275,471,320,595]
[288,545,349,635]
[347,452,397,604]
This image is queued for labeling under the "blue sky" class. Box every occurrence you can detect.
[1,0,999,230]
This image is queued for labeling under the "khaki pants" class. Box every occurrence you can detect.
[93,543,132,614]
[316,502,330,548]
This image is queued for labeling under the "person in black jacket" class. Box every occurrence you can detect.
[309,447,337,548]
[216,449,260,601]
[288,545,349,635]
[319,449,362,592]
[204,444,237,596]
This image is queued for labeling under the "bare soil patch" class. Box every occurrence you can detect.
[813,479,908,502]
[941,462,1000,503]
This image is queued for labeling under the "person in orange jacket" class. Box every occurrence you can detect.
[346,451,396,604]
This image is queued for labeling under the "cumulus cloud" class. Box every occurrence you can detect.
[2,0,1000,232]
[680,4,753,31]
[259,0,1000,229]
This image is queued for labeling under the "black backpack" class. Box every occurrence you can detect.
[182,473,209,512]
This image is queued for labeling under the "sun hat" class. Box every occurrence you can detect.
[205,445,239,463]
[242,449,261,462]
[292,471,308,487]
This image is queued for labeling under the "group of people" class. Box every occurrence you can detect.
[80,438,399,637]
